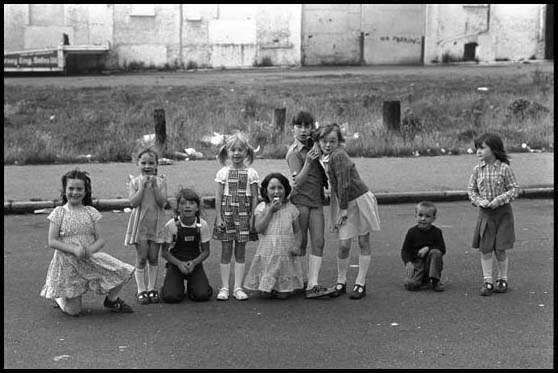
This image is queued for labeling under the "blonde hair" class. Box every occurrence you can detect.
[217,133,255,166]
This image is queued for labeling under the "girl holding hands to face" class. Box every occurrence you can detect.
[243,173,305,299]
[125,148,168,305]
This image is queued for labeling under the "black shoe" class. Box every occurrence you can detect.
[494,279,508,293]
[350,284,366,299]
[147,289,160,303]
[104,297,134,313]
[431,279,445,292]
[329,283,347,297]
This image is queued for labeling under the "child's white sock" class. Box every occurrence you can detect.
[355,255,372,286]
[135,267,146,293]
[234,262,245,290]
[220,263,231,290]
[497,257,509,281]
[147,264,158,291]
[480,255,493,283]
[307,255,322,289]
[337,257,349,284]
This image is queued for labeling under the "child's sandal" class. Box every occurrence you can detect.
[136,291,150,304]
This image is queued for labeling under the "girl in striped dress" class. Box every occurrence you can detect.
[213,133,260,301]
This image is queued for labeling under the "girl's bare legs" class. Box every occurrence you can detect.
[55,296,82,316]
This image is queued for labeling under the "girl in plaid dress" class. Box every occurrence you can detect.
[468,133,519,296]
[213,134,260,301]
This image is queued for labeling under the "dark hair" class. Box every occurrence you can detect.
[61,168,93,206]
[315,123,345,144]
[416,201,437,216]
[260,173,292,203]
[473,133,510,164]
[136,147,160,174]
[175,187,201,219]
[291,111,315,127]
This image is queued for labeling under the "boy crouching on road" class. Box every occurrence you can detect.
[401,201,446,292]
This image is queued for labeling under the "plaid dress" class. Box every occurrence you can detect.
[468,160,519,253]
[213,167,259,242]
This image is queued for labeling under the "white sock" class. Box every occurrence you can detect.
[497,257,509,281]
[135,267,146,293]
[480,255,493,283]
[355,255,371,286]
[220,263,231,290]
[234,262,245,290]
[307,255,322,289]
[147,264,158,291]
[337,257,349,284]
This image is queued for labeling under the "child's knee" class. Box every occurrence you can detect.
[429,249,443,258]
[188,286,213,302]
[136,258,148,267]
[494,250,506,261]
[338,244,351,258]
[404,280,422,291]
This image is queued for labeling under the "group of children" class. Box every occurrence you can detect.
[40,111,520,316]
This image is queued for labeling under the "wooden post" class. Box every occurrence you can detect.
[273,107,286,144]
[153,108,166,155]
[383,101,401,131]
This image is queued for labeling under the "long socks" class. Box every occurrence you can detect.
[496,257,509,281]
[337,257,349,285]
[147,264,158,291]
[307,255,322,289]
[135,267,146,293]
[234,262,245,290]
[220,263,231,290]
[355,255,371,286]
[480,255,493,283]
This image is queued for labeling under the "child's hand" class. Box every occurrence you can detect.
[418,246,429,258]
[74,244,87,259]
[269,197,282,212]
[184,260,194,274]
[289,247,303,256]
[487,198,500,209]
[306,148,320,162]
[335,209,348,227]
[478,199,490,208]
[405,262,415,277]
[178,262,190,275]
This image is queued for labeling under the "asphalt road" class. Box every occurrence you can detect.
[3,199,553,369]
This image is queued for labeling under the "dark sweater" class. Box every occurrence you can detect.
[401,225,446,264]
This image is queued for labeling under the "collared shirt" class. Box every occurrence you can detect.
[286,138,327,207]
[467,160,520,207]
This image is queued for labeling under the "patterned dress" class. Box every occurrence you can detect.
[244,201,305,293]
[212,166,259,242]
[40,204,134,299]
[124,175,167,245]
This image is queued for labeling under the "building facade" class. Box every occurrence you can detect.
[3,4,553,70]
